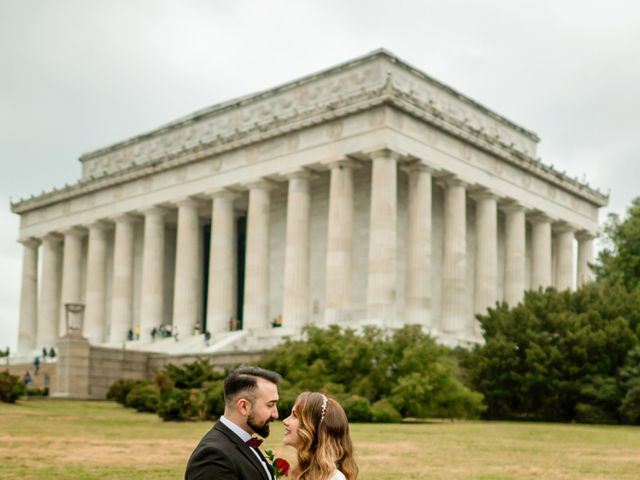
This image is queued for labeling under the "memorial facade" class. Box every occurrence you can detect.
[12,50,608,354]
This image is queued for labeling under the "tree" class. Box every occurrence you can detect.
[260,325,485,420]
[593,196,640,291]
[463,284,640,423]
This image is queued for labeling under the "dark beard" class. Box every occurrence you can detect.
[247,413,272,438]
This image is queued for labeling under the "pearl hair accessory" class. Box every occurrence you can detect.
[319,394,328,424]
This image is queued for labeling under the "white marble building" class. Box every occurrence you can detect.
[12,49,607,354]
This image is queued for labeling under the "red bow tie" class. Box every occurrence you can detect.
[246,437,263,448]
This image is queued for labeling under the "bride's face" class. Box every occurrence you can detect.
[282,404,302,449]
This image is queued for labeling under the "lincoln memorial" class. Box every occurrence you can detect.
[12,49,608,357]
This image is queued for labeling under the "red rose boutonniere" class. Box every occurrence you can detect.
[265,449,290,479]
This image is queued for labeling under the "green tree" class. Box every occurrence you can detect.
[618,347,640,423]
[464,284,640,423]
[593,196,640,290]
[260,325,484,420]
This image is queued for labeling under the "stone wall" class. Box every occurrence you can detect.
[51,334,268,399]
[88,346,150,399]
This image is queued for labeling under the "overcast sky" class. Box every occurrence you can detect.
[1,0,639,351]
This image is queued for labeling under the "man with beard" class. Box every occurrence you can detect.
[185,366,281,480]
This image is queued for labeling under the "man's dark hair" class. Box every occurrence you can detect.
[224,366,281,405]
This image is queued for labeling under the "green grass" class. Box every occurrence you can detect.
[1,400,640,479]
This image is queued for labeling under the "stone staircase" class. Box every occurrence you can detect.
[3,360,57,392]
[97,327,299,356]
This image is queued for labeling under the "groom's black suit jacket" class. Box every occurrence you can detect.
[185,420,272,480]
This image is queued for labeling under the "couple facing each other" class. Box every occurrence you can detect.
[185,366,358,480]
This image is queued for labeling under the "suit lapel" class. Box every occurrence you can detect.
[253,447,273,478]
[214,421,272,480]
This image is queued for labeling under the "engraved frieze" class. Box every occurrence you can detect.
[287,133,301,152]
[368,108,386,128]
[492,158,504,176]
[209,158,222,173]
[326,120,343,140]
[387,63,536,159]
[81,59,386,178]
[15,50,606,221]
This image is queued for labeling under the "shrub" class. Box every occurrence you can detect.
[260,324,484,421]
[125,382,160,413]
[202,380,225,420]
[165,359,223,389]
[370,398,402,423]
[0,372,24,403]
[185,388,207,420]
[155,371,175,394]
[157,388,190,421]
[107,379,146,404]
[25,388,46,397]
[338,394,371,422]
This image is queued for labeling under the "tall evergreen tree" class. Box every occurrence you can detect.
[594,196,640,290]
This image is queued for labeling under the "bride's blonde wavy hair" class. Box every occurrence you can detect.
[290,392,358,480]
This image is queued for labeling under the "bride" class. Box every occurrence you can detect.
[282,392,358,480]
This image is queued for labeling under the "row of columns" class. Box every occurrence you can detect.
[17,150,596,352]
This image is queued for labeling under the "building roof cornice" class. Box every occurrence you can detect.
[78,49,539,165]
[11,49,608,213]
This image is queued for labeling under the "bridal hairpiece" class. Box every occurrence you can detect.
[319,394,328,424]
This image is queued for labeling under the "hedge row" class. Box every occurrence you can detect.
[108,325,484,422]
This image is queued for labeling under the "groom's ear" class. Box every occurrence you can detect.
[236,397,251,416]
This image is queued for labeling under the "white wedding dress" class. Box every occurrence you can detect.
[331,470,346,480]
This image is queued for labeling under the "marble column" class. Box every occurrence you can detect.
[109,215,136,343]
[503,202,526,307]
[243,181,275,331]
[555,225,575,291]
[404,162,433,326]
[577,231,595,287]
[367,149,399,321]
[324,159,355,325]
[282,171,312,329]
[84,221,110,344]
[207,190,237,334]
[59,227,85,336]
[139,207,167,340]
[172,198,201,338]
[472,191,498,314]
[530,213,553,290]
[17,238,40,352]
[37,233,63,349]
[441,177,467,335]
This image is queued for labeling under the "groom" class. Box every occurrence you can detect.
[185,366,282,480]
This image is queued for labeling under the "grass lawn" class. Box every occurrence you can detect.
[1,400,640,479]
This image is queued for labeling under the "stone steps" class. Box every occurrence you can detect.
[4,361,57,392]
